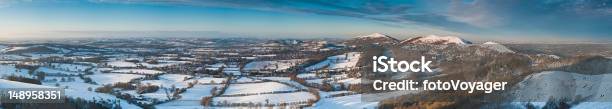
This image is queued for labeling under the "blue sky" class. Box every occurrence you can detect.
[1,0,611,42]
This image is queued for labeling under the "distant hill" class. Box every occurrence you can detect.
[399,35,472,45]
[479,41,515,53]
[344,33,400,45]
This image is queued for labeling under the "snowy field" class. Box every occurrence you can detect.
[223,82,297,95]
[0,64,33,78]
[214,91,316,105]
[88,73,145,85]
[0,78,141,109]
[139,61,189,68]
[187,77,227,84]
[0,79,52,88]
[35,67,81,75]
[23,53,65,60]
[156,84,221,108]
[112,69,165,75]
[205,63,226,71]
[0,54,28,60]
[305,52,361,71]
[232,77,262,83]
[106,61,138,68]
[141,74,192,88]
[297,73,317,78]
[140,89,174,101]
[50,63,93,72]
[243,59,305,71]
[42,78,141,109]
[3,46,31,52]
[255,77,308,89]
[311,92,378,109]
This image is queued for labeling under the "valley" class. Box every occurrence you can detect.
[0,33,610,109]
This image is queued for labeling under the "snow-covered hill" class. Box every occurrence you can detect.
[0,79,142,109]
[356,33,395,39]
[400,35,472,45]
[510,71,612,109]
[345,33,400,45]
[480,41,515,53]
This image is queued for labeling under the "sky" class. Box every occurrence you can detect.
[0,0,611,42]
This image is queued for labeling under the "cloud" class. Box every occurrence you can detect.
[85,0,495,33]
[83,0,612,38]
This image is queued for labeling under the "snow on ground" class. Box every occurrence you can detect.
[50,63,92,72]
[255,77,308,89]
[335,78,361,86]
[159,74,192,82]
[356,33,393,39]
[4,46,30,52]
[402,35,471,45]
[1,77,140,109]
[214,91,316,105]
[89,73,145,85]
[140,89,173,101]
[223,67,241,76]
[305,52,361,71]
[0,55,28,60]
[0,79,52,88]
[35,67,81,76]
[536,54,561,59]
[176,84,220,101]
[311,92,377,109]
[572,102,612,109]
[106,61,138,68]
[186,77,227,84]
[139,61,189,68]
[223,82,297,95]
[0,64,33,78]
[141,74,192,88]
[23,53,64,60]
[71,52,100,56]
[112,69,165,75]
[510,71,612,108]
[297,73,317,78]
[306,79,325,84]
[155,85,221,109]
[47,47,71,53]
[243,59,305,71]
[223,70,241,76]
[40,78,141,109]
[232,77,261,83]
[480,41,515,53]
[205,63,226,70]
[134,74,194,101]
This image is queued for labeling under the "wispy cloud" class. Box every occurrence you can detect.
[8,0,612,39]
[86,0,612,36]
